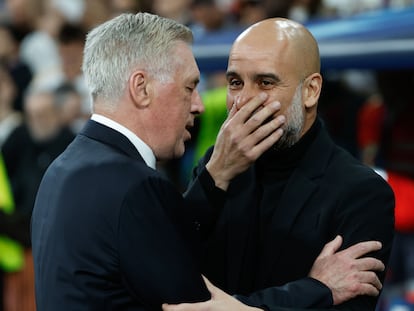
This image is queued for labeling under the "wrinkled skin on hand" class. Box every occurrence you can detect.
[309,235,384,305]
[162,276,263,311]
[206,92,285,191]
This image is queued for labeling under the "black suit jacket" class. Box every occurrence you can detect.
[188,121,395,310]
[31,120,210,310]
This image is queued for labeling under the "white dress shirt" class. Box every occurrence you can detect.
[91,114,156,169]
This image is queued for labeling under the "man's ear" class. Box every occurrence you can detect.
[303,73,322,109]
[129,70,151,108]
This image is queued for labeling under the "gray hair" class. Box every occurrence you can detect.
[82,12,193,103]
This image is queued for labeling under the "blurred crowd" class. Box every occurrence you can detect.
[0,0,414,310]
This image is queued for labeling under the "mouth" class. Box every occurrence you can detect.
[184,123,193,140]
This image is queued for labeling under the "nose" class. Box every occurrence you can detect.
[230,84,260,110]
[191,89,205,115]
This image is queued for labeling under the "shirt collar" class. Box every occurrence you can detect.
[91,114,156,169]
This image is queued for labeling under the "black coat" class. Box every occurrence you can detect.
[188,121,395,310]
[31,120,210,310]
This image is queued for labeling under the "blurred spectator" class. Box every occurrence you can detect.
[236,0,268,26]
[234,0,322,26]
[376,70,414,179]
[110,0,141,14]
[0,65,22,148]
[54,83,85,133]
[357,93,385,167]
[19,0,66,92]
[152,0,193,25]
[54,23,91,120]
[233,0,297,24]
[191,0,233,33]
[1,90,74,311]
[50,0,85,25]
[2,0,42,38]
[81,0,111,30]
[288,0,323,22]
[0,23,32,112]
[2,91,75,225]
[109,0,152,15]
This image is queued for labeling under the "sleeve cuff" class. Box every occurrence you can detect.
[198,167,226,210]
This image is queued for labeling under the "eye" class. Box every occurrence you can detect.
[259,79,274,89]
[228,78,243,90]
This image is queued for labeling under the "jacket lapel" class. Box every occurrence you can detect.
[80,119,144,161]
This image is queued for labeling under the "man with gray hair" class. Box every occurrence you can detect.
[31,11,390,311]
[31,12,284,310]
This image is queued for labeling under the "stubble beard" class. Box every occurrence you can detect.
[272,83,305,151]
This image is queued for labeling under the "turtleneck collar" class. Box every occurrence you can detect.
[257,118,321,179]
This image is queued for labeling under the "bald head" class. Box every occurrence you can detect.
[233,18,320,78]
[226,17,323,144]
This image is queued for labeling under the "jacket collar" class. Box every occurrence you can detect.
[80,119,144,162]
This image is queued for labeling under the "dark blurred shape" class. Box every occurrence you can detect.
[0,23,33,112]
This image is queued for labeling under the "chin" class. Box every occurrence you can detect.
[172,146,186,159]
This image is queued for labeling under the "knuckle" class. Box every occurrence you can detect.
[230,133,241,146]
[249,113,261,124]
[348,261,357,271]
[367,271,376,279]
[349,283,360,295]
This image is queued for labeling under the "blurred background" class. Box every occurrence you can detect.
[0,0,413,310]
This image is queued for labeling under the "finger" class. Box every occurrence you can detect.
[246,114,285,143]
[202,275,215,292]
[244,101,281,131]
[162,302,207,311]
[234,93,269,124]
[162,303,180,311]
[350,270,382,292]
[228,100,238,119]
[361,271,383,291]
[162,303,175,311]
[318,235,343,258]
[356,283,380,297]
[202,275,226,299]
[340,241,382,259]
[355,257,385,272]
[248,125,284,157]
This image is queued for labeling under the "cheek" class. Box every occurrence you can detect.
[226,91,243,111]
[226,96,233,111]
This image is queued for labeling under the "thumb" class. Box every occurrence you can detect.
[202,275,214,291]
[202,275,222,297]
[318,235,343,258]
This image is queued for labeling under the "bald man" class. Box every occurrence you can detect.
[165,18,394,311]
